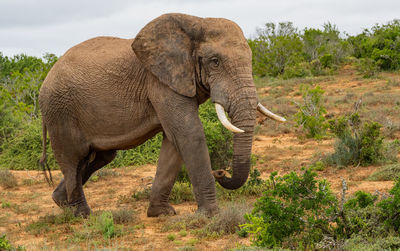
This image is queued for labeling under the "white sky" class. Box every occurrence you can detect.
[1,0,399,57]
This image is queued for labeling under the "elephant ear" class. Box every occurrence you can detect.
[132,13,203,97]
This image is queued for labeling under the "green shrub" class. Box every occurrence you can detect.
[320,54,334,68]
[109,133,162,168]
[344,191,377,210]
[0,234,25,251]
[167,233,176,241]
[349,19,400,71]
[294,85,328,139]
[84,211,123,239]
[378,178,400,231]
[326,113,388,167]
[355,58,379,78]
[131,187,151,201]
[0,118,56,170]
[249,22,304,77]
[242,169,338,248]
[169,182,194,204]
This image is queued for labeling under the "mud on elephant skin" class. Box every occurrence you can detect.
[39,13,285,217]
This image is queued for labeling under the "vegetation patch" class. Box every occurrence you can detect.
[0,168,18,188]
[369,163,400,181]
[169,182,195,204]
[325,113,398,167]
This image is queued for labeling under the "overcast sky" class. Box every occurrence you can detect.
[1,0,399,57]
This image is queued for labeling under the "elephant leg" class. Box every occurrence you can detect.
[81,150,117,185]
[52,150,117,208]
[149,85,218,216]
[148,134,183,217]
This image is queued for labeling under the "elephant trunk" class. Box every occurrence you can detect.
[213,84,257,190]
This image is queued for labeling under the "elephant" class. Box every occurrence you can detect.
[38,13,285,217]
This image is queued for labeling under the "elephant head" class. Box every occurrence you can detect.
[132,13,285,190]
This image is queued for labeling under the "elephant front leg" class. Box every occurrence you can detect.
[148,134,183,217]
[150,90,218,216]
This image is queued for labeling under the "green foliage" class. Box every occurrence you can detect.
[250,22,351,78]
[0,235,12,250]
[326,113,389,167]
[344,191,377,210]
[242,169,338,248]
[240,173,400,250]
[355,58,379,78]
[169,182,195,204]
[0,53,57,150]
[0,118,56,170]
[378,178,400,231]
[249,22,304,77]
[0,234,25,251]
[349,19,400,71]
[294,85,328,139]
[167,233,176,241]
[109,133,162,168]
[84,211,123,239]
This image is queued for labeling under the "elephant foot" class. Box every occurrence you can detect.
[52,190,91,218]
[197,204,219,217]
[52,188,68,208]
[71,202,92,218]
[147,203,176,217]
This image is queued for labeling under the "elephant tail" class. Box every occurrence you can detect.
[40,123,53,186]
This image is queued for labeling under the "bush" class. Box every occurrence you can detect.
[349,19,400,71]
[378,178,400,231]
[169,182,194,204]
[203,202,251,237]
[0,168,18,188]
[111,208,136,224]
[326,113,389,167]
[355,58,379,78]
[109,133,162,168]
[83,211,123,239]
[249,22,304,77]
[294,85,328,139]
[368,163,400,181]
[0,234,25,251]
[242,169,338,249]
[0,118,56,170]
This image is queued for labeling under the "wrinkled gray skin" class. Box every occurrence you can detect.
[39,13,257,217]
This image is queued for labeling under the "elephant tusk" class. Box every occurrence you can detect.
[215,103,245,133]
[257,103,286,122]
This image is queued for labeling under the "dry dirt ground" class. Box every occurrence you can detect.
[1,67,400,250]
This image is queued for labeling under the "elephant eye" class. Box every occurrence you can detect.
[210,57,220,67]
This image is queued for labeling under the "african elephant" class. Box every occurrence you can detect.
[39,13,285,217]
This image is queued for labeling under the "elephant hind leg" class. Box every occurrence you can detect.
[49,126,92,216]
[81,150,117,185]
[52,150,117,210]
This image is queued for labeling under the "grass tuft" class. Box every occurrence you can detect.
[0,169,18,188]
[368,163,400,181]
